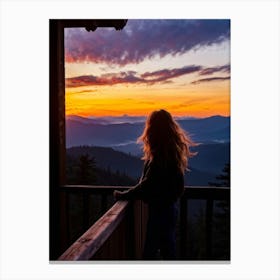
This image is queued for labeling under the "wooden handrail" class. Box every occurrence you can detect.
[182,186,229,200]
[61,185,131,193]
[61,185,229,200]
[62,184,228,190]
[58,200,130,261]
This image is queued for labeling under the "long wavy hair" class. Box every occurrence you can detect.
[138,109,197,173]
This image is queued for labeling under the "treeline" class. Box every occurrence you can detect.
[66,153,137,186]
[67,145,143,179]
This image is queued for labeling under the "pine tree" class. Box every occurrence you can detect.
[77,154,97,185]
[209,163,230,259]
[209,163,230,188]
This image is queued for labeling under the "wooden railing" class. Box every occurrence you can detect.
[179,186,230,260]
[58,186,230,261]
[59,200,130,260]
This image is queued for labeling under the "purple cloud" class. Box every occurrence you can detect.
[65,19,230,66]
[199,64,230,75]
[66,72,145,87]
[191,76,230,84]
[141,65,202,81]
[66,65,202,87]
[66,63,231,87]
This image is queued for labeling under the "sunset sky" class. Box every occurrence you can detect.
[65,19,230,118]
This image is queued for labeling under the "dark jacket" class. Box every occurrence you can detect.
[118,158,184,205]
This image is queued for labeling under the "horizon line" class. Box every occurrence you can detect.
[66,113,230,119]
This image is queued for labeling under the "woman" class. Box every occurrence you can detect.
[114,109,196,260]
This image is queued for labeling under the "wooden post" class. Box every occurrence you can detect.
[83,193,90,231]
[59,191,69,250]
[206,198,213,259]
[180,194,188,259]
[125,201,135,259]
[133,200,142,259]
[101,193,107,213]
[49,20,66,259]
[141,201,148,255]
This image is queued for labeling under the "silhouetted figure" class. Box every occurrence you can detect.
[114,109,196,260]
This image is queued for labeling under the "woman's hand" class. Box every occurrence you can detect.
[113,190,123,200]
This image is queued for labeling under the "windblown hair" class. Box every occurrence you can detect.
[138,109,197,173]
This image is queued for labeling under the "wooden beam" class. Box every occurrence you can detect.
[49,19,66,260]
[53,19,128,29]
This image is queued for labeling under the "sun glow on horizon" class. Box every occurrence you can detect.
[66,83,230,117]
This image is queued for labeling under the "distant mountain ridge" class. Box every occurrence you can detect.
[66,114,199,125]
[66,115,230,152]
[67,143,230,186]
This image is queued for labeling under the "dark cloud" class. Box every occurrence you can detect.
[66,72,145,87]
[65,19,230,66]
[191,76,230,84]
[141,65,202,81]
[74,89,97,94]
[199,64,230,75]
[66,65,202,87]
[66,64,231,87]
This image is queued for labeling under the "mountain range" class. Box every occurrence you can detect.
[66,115,230,155]
[66,115,230,186]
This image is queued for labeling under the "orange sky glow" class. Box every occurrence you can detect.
[65,20,230,118]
